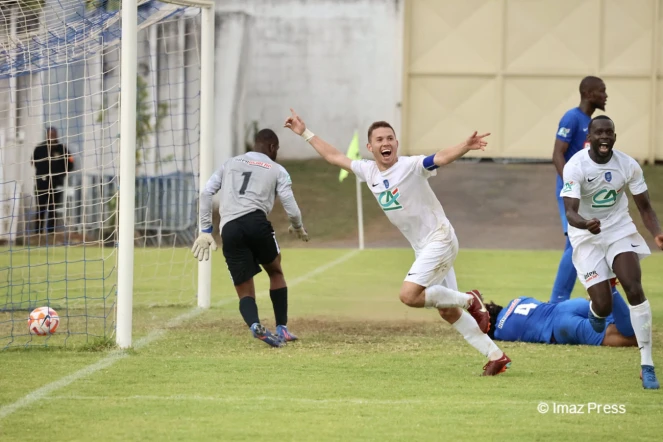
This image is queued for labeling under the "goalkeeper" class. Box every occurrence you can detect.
[192,129,309,347]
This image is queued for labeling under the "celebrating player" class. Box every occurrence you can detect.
[487,282,636,348]
[550,76,608,303]
[284,108,511,376]
[561,115,663,389]
[192,129,310,347]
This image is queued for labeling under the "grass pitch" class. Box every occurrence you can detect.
[1,248,662,441]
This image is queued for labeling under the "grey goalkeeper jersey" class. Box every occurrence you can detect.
[199,151,303,232]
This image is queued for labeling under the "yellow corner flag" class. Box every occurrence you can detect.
[339,130,361,182]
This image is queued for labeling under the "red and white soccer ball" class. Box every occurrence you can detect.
[28,307,60,336]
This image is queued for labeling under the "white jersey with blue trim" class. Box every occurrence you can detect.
[560,149,648,244]
[351,155,451,253]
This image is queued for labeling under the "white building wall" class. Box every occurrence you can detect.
[214,0,404,160]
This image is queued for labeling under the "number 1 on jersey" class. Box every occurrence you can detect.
[239,171,252,195]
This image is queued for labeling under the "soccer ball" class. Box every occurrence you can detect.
[28,307,60,336]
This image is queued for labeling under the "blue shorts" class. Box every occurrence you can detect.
[552,299,609,346]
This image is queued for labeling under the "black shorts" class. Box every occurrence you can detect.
[221,210,280,286]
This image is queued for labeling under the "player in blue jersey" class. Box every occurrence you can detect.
[487,281,636,348]
[550,76,608,303]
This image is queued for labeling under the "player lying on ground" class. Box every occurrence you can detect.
[486,284,636,347]
[284,108,511,376]
[561,115,663,389]
[192,129,310,348]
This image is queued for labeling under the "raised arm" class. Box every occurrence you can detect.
[284,108,352,172]
[633,191,663,250]
[432,131,490,167]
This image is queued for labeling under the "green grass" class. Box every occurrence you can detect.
[1,248,662,441]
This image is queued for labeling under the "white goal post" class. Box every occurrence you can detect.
[116,0,215,349]
[0,0,215,351]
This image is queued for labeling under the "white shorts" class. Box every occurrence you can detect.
[573,231,651,289]
[404,233,458,290]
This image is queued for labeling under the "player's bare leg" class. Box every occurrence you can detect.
[586,281,613,333]
[399,281,471,309]
[263,255,297,342]
[399,282,491,333]
[400,282,510,375]
[613,252,659,389]
[236,278,283,348]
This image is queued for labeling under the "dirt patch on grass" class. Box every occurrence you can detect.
[177,315,453,340]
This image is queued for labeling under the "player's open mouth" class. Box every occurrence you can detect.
[380,148,392,158]
[599,143,610,154]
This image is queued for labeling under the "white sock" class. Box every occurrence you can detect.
[424,285,472,309]
[452,310,502,360]
[630,300,654,366]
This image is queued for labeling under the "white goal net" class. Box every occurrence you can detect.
[0,0,213,349]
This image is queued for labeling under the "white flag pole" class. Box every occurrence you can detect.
[355,174,364,250]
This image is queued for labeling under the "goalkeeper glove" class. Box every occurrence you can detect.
[288,224,309,242]
[191,232,218,261]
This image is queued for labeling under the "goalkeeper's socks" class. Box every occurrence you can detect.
[239,296,260,327]
[270,287,288,326]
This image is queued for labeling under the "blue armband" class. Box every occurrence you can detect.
[423,154,439,171]
[201,226,213,234]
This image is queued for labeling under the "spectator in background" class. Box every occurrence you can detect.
[31,127,73,233]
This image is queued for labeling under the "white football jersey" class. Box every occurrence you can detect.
[560,149,648,244]
[351,156,452,252]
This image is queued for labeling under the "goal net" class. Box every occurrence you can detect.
[0,0,212,349]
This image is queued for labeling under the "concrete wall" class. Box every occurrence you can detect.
[214,0,404,161]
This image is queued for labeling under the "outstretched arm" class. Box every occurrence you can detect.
[563,197,601,234]
[633,191,663,250]
[284,108,352,172]
[432,131,490,167]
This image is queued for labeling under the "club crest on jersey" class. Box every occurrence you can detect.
[378,188,402,211]
[383,179,390,189]
[605,172,612,182]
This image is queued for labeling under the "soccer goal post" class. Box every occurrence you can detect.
[0,0,214,350]
[116,0,215,349]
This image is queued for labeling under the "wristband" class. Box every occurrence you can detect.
[301,129,315,142]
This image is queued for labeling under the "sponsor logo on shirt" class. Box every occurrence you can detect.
[235,158,272,169]
[557,127,571,137]
[591,187,622,208]
[378,188,403,212]
[562,181,574,193]
[584,270,599,283]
